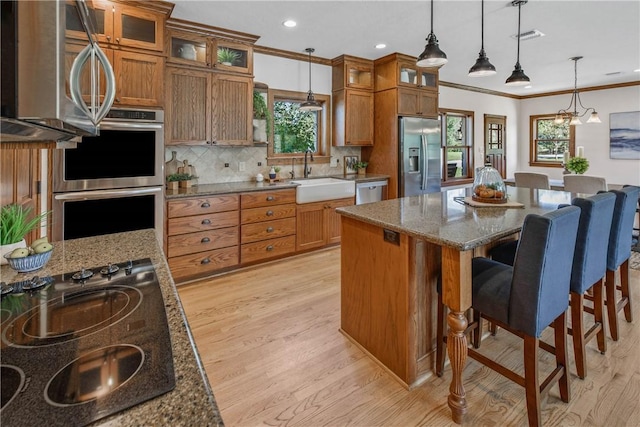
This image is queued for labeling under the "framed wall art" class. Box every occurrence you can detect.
[344,156,358,174]
[610,111,640,160]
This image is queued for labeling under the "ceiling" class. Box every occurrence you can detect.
[171,1,640,96]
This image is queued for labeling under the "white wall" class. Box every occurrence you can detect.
[439,86,520,173]
[519,85,640,186]
[254,53,332,95]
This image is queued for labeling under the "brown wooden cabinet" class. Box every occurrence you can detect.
[374,53,438,94]
[66,0,168,52]
[332,55,374,147]
[397,88,438,117]
[212,74,254,145]
[240,189,297,264]
[296,198,354,251]
[166,195,240,282]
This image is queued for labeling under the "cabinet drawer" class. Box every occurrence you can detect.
[167,227,238,258]
[241,235,296,264]
[241,203,296,224]
[168,246,239,282]
[241,189,296,209]
[241,218,296,244]
[167,195,239,218]
[168,210,238,236]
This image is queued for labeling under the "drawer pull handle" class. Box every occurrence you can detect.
[201,237,211,243]
[266,245,274,251]
[266,196,275,201]
[266,227,274,233]
[201,202,210,208]
[202,219,211,225]
[266,210,274,216]
[201,258,211,265]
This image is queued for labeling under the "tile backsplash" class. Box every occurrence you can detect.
[165,145,362,184]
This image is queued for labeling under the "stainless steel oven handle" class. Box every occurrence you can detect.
[54,187,162,201]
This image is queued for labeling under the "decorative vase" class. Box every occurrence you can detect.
[357,168,366,176]
[1,239,26,266]
[253,119,267,143]
[167,181,179,190]
[269,167,276,180]
[179,180,192,188]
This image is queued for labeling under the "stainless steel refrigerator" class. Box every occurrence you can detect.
[399,117,441,197]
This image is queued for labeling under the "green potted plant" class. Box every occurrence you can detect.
[354,161,368,175]
[253,90,271,143]
[166,172,195,190]
[217,47,240,66]
[566,156,589,174]
[0,204,50,265]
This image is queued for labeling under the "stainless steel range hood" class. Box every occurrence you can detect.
[0,0,115,144]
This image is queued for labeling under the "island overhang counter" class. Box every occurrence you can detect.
[336,186,572,423]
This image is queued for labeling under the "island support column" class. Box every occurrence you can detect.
[441,246,473,424]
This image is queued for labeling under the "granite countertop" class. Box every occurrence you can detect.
[337,186,573,251]
[165,173,390,199]
[0,230,223,427]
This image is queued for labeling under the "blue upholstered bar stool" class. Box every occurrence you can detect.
[605,186,640,341]
[489,193,616,379]
[469,206,580,427]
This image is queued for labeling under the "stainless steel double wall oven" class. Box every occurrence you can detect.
[53,109,164,242]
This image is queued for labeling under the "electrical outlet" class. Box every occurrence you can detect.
[239,161,246,171]
[258,162,262,166]
[330,157,339,168]
[224,163,229,167]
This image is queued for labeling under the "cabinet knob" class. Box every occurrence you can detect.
[116,37,120,43]
[266,210,274,216]
[201,237,210,243]
[201,258,211,265]
[266,196,275,201]
[115,98,121,103]
[266,245,274,252]
[266,227,274,233]
[201,219,211,225]
[201,202,210,208]
[106,35,111,41]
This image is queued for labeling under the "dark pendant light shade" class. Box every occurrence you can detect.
[468,0,496,77]
[300,48,322,112]
[505,0,530,86]
[417,0,447,68]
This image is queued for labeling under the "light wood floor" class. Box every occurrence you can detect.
[178,248,640,427]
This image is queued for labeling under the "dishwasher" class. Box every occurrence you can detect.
[356,180,388,204]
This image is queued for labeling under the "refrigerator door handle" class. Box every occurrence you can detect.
[420,134,428,190]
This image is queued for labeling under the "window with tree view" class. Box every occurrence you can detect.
[267,89,330,164]
[441,110,474,182]
[530,115,574,166]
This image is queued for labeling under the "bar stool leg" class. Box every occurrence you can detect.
[621,259,632,322]
[593,279,607,354]
[605,269,620,341]
[524,335,542,427]
[570,292,587,379]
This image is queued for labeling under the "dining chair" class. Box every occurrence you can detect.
[489,193,616,379]
[469,206,580,427]
[605,186,640,341]
[563,175,607,194]
[514,172,550,190]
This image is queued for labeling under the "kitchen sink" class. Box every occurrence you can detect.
[290,177,355,203]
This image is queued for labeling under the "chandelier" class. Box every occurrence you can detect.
[555,56,601,125]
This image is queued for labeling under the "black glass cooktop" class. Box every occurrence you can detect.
[0,258,175,426]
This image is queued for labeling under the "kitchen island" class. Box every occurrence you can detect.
[0,229,223,426]
[336,186,572,423]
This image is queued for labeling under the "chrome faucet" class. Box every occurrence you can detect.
[304,149,314,178]
[290,158,295,179]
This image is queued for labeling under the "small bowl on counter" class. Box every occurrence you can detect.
[3,250,53,273]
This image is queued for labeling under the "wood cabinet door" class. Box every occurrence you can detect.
[112,50,164,107]
[325,198,354,245]
[112,3,164,52]
[398,88,437,117]
[418,91,438,117]
[296,201,326,251]
[211,74,253,145]
[0,148,42,243]
[165,67,211,145]
[345,90,374,146]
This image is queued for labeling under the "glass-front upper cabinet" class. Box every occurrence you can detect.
[397,60,438,91]
[168,31,209,67]
[331,55,374,91]
[214,40,253,74]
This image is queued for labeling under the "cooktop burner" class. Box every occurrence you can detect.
[0,258,175,426]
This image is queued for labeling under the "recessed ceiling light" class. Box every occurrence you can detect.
[375,43,387,49]
[511,29,545,41]
[524,85,532,89]
[282,20,297,28]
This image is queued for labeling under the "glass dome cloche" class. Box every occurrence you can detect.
[472,166,507,204]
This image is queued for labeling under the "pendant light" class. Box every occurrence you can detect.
[505,0,530,86]
[416,0,447,68]
[300,48,322,112]
[468,0,496,77]
[554,57,601,125]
